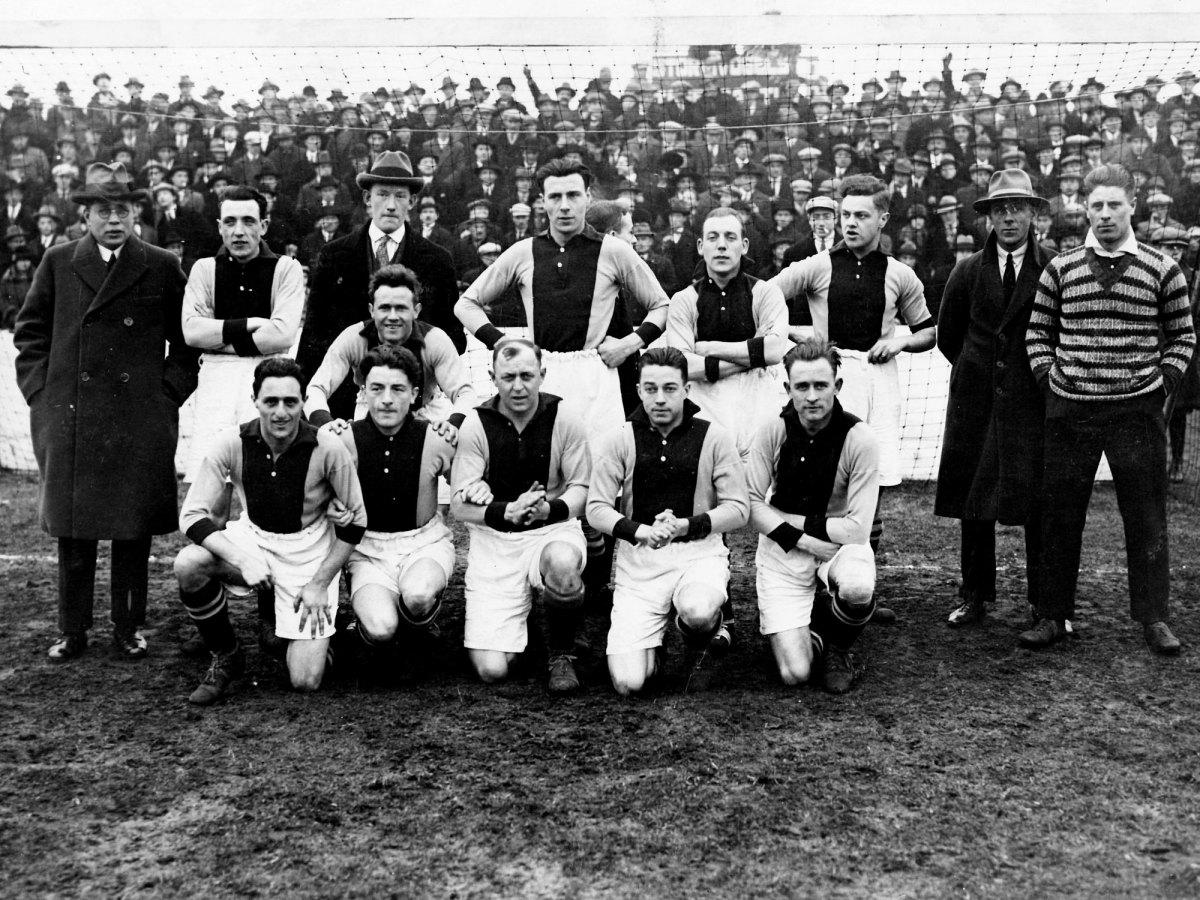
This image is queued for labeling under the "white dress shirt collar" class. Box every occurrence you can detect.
[1085,227,1138,257]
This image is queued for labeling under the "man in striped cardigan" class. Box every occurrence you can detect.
[1023,164,1195,655]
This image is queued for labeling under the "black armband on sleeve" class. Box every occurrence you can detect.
[475,323,505,350]
[447,412,467,429]
[334,523,366,545]
[747,336,767,369]
[470,324,504,352]
[767,522,804,552]
[612,517,641,544]
[307,408,332,428]
[804,515,830,542]
[704,356,722,383]
[186,518,220,547]
[634,322,663,346]
[685,513,712,541]
[909,316,936,333]
[222,318,260,357]
[545,499,570,525]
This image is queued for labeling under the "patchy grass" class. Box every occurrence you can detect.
[2,471,1199,897]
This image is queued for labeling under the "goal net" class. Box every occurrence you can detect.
[2,34,1199,491]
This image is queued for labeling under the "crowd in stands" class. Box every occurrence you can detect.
[4,56,1200,328]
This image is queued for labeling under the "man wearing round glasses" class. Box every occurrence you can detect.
[15,162,199,663]
[934,169,1052,631]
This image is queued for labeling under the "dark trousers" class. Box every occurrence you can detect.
[57,537,152,634]
[1037,393,1170,623]
[960,516,1041,606]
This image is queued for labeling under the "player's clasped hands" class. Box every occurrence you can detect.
[505,482,549,526]
[635,509,679,549]
[319,418,353,436]
[294,582,332,638]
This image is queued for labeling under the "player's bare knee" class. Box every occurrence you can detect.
[540,545,583,596]
[289,659,325,692]
[675,589,724,630]
[612,672,646,696]
[473,655,510,684]
[834,576,875,608]
[174,546,213,592]
[358,607,399,643]
[778,660,812,686]
[401,587,440,619]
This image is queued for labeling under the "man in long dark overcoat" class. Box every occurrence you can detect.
[935,169,1050,629]
[14,162,199,661]
[297,151,461,420]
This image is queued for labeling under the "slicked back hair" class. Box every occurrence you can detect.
[701,207,745,236]
[358,344,422,387]
[218,184,268,219]
[536,158,593,191]
[369,263,422,305]
[783,338,841,378]
[837,174,890,214]
[1082,163,1135,201]
[585,199,626,234]
[252,356,304,397]
[637,346,688,382]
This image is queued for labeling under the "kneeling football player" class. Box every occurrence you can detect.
[174,357,367,704]
[747,339,880,694]
[451,338,591,694]
[327,345,456,655]
[587,347,748,695]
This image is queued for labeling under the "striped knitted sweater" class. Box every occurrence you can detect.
[1026,243,1195,401]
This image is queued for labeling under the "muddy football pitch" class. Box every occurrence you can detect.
[2,471,1200,897]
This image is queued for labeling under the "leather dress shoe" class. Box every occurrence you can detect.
[112,628,148,660]
[947,597,986,628]
[1144,621,1182,656]
[48,632,88,663]
[1018,618,1067,648]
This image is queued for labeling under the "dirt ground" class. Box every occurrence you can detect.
[2,470,1200,898]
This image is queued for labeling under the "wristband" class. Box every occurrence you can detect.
[747,336,766,369]
[634,322,663,346]
[684,513,712,541]
[612,517,641,544]
[767,522,804,552]
[704,356,721,383]
[545,498,570,524]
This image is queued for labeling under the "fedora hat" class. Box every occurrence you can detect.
[356,150,425,191]
[973,168,1047,214]
[935,195,962,214]
[70,162,149,205]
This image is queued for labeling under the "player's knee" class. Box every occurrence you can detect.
[473,656,510,684]
[675,589,724,630]
[289,662,325,692]
[611,672,645,696]
[778,659,812,686]
[357,606,399,643]
[174,546,212,592]
[541,545,583,595]
[401,587,440,619]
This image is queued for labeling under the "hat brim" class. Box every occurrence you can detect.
[355,173,426,191]
[71,186,149,205]
[973,191,1047,214]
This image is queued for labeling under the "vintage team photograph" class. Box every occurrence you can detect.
[2,0,1199,895]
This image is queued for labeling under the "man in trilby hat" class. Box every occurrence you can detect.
[13,162,200,663]
[935,168,1052,631]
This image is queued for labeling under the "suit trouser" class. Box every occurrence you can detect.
[57,537,152,634]
[960,515,1042,607]
[1036,391,1170,623]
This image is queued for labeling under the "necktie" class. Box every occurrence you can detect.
[376,234,391,268]
[106,254,116,273]
[1003,252,1016,303]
